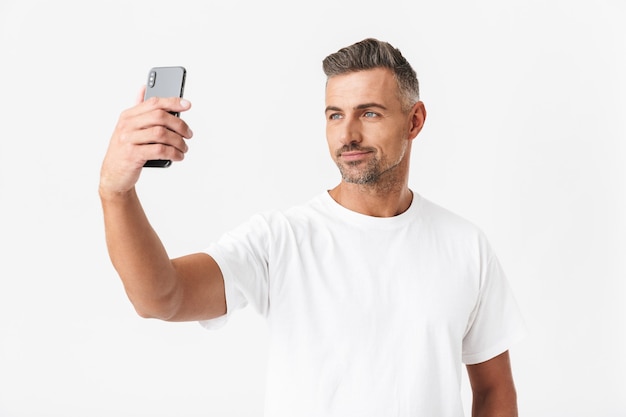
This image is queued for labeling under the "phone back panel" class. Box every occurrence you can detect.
[144,66,186,108]
[143,66,186,168]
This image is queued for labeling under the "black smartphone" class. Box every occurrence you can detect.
[143,66,187,168]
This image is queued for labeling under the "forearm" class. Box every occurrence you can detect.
[100,186,181,319]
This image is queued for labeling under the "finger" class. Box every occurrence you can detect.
[135,85,147,105]
[137,142,187,163]
[122,96,192,120]
[132,125,190,154]
[114,129,188,165]
[117,104,193,141]
[142,96,192,116]
[134,109,193,139]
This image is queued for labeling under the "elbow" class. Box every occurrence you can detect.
[127,289,181,321]
[133,302,178,321]
[472,386,518,417]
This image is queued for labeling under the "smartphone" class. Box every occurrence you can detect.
[143,66,187,168]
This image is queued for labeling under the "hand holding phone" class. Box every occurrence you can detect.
[143,66,187,168]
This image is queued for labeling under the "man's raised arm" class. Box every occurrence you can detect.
[99,93,225,322]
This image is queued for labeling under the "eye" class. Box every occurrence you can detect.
[328,113,343,120]
[363,111,378,118]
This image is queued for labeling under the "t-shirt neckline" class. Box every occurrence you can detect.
[318,190,422,229]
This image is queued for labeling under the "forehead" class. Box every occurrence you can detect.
[325,68,400,107]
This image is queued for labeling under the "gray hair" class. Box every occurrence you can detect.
[322,38,420,111]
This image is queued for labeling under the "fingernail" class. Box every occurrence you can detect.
[181,99,190,108]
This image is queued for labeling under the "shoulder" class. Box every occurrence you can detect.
[242,193,331,232]
[417,195,483,234]
[414,194,494,257]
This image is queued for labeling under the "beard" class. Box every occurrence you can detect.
[334,144,401,185]
[336,157,381,184]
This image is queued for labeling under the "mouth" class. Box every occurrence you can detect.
[336,146,375,163]
[339,150,372,162]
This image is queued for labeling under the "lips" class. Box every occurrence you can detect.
[339,150,372,162]
[336,145,375,160]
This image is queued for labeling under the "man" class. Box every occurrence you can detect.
[100,38,526,416]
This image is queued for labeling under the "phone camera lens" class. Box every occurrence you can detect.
[148,71,156,88]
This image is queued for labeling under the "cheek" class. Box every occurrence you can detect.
[325,125,340,151]
[381,134,409,160]
[325,134,337,159]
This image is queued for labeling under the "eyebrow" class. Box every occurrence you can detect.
[325,102,388,113]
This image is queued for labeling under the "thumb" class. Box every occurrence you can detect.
[135,85,146,105]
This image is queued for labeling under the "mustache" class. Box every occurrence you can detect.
[335,144,376,158]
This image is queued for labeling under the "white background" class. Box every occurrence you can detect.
[1,0,624,416]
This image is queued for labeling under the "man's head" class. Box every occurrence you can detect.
[322,38,420,112]
[323,39,426,189]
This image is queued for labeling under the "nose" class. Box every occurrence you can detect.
[337,117,362,146]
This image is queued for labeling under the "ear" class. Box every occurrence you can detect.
[408,101,427,140]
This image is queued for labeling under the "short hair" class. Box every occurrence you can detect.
[322,38,420,110]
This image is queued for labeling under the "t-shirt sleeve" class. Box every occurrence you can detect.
[199,214,271,330]
[461,248,527,365]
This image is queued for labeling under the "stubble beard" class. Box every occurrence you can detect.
[335,147,406,191]
[337,158,382,185]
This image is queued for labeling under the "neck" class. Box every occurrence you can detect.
[328,180,413,217]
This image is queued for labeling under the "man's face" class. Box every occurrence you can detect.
[325,68,420,186]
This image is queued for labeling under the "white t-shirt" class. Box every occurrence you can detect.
[202,192,526,417]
